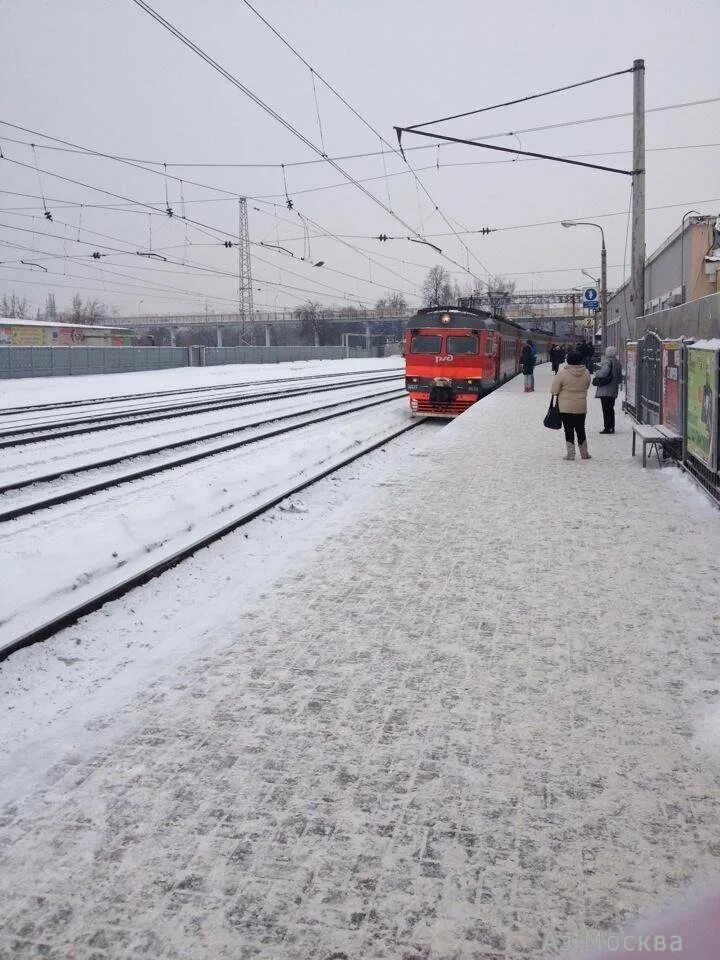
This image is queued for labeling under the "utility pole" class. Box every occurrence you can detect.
[630,58,645,338]
[600,239,608,350]
[238,198,254,344]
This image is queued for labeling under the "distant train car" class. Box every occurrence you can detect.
[403,305,564,417]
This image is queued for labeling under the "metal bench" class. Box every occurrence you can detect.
[631,423,682,467]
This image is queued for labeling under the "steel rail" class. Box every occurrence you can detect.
[0,418,426,661]
[0,372,401,436]
[0,390,406,520]
[0,366,403,417]
[0,388,404,494]
[0,374,403,448]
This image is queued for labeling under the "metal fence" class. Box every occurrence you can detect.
[203,345,364,366]
[0,346,189,379]
[0,344,390,379]
[625,329,720,502]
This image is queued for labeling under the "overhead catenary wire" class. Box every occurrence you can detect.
[0,239,385,307]
[127,0,491,285]
[0,133,421,293]
[0,138,715,221]
[237,0,491,280]
[0,152,419,297]
[0,194,419,301]
[394,127,636,177]
[404,66,636,131]
[0,221,404,304]
[2,97,718,171]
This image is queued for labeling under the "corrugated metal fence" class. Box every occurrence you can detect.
[0,344,396,379]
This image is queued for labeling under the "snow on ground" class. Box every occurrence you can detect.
[0,369,401,437]
[0,357,402,411]
[2,366,720,959]
[0,417,441,802]
[0,377,403,486]
[0,397,411,647]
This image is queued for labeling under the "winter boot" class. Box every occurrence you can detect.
[563,442,575,460]
[579,442,592,460]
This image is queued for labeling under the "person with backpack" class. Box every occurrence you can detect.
[520,339,536,392]
[550,351,592,459]
[592,345,623,434]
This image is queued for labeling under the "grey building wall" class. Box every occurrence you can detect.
[607,219,718,345]
[635,292,720,340]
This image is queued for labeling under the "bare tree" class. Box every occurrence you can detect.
[375,292,409,314]
[82,299,110,324]
[293,299,328,346]
[485,275,517,318]
[45,293,57,320]
[60,293,110,325]
[1,292,29,318]
[421,266,454,308]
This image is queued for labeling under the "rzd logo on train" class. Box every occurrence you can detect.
[435,355,454,362]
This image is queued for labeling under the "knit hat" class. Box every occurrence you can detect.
[566,351,583,365]
[605,346,618,357]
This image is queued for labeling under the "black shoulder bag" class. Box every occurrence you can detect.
[544,396,562,430]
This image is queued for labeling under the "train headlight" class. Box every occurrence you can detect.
[440,313,451,324]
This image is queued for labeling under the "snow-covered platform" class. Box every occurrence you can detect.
[2,366,720,960]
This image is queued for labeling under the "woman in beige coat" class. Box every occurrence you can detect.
[550,351,592,460]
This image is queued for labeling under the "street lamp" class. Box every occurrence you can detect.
[138,299,144,318]
[562,220,607,349]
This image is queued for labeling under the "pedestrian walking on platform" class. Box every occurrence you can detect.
[593,345,623,434]
[520,339,535,392]
[549,344,564,374]
[550,351,592,460]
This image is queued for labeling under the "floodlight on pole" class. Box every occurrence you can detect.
[561,220,607,348]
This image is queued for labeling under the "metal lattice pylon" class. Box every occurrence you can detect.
[238,198,253,342]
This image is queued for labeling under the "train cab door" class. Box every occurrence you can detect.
[489,333,501,383]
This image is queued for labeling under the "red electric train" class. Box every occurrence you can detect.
[403,304,568,417]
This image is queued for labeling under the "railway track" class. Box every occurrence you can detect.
[0,416,426,662]
[0,388,406,521]
[0,372,403,448]
[0,365,403,417]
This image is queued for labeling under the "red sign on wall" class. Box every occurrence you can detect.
[661,340,683,432]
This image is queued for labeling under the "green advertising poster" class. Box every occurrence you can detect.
[686,348,718,470]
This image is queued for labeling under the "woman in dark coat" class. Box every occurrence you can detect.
[593,345,623,433]
[520,340,535,392]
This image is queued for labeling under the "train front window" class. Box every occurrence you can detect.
[446,335,479,355]
[410,335,442,354]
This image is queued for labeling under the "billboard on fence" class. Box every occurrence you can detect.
[625,342,637,409]
[686,346,718,470]
[661,339,684,432]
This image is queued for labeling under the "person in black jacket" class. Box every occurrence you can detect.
[581,339,595,373]
[550,344,564,374]
[520,340,535,392]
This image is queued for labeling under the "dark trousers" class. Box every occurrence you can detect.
[560,412,586,445]
[551,362,560,374]
[600,396,616,431]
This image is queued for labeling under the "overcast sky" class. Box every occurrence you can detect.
[1,0,718,317]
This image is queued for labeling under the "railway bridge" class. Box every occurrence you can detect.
[116,310,412,348]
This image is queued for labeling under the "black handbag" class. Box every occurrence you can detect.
[544,396,562,430]
[593,360,614,387]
